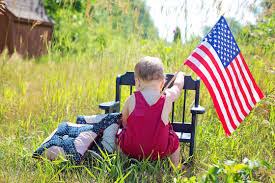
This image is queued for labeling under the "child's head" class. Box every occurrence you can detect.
[135,56,165,81]
[134,56,165,90]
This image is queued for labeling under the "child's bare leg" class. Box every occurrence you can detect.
[170,146,180,168]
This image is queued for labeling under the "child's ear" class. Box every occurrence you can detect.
[135,77,141,90]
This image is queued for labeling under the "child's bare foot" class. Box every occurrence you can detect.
[181,164,186,171]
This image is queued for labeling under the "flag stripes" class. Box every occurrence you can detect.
[185,59,233,135]
[185,41,263,136]
[199,43,245,122]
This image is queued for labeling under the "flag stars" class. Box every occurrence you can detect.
[204,17,240,67]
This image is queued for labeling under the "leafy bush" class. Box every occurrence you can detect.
[201,159,272,183]
[177,159,272,183]
[42,0,158,57]
[238,12,275,53]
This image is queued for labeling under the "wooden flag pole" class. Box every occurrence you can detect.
[160,62,186,96]
[160,13,226,96]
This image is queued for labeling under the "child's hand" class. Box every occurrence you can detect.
[164,72,185,103]
[177,71,185,78]
[174,72,185,88]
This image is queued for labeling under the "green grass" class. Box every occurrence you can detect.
[0,1,274,181]
[0,35,274,182]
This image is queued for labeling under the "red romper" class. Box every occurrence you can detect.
[118,91,179,160]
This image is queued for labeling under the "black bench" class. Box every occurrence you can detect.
[99,71,205,159]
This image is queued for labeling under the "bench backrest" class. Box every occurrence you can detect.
[115,71,201,125]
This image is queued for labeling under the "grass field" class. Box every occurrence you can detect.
[0,0,274,181]
[0,34,274,182]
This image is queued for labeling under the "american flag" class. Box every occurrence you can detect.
[184,16,264,136]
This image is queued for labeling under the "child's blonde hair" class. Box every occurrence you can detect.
[134,56,165,81]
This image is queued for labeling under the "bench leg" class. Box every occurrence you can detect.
[188,141,194,165]
[188,113,197,164]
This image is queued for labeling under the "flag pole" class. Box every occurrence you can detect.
[161,13,225,96]
[161,12,225,96]
[160,62,185,96]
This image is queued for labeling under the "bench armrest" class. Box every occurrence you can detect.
[191,105,205,114]
[99,101,120,113]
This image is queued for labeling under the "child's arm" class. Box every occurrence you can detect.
[161,72,185,125]
[166,72,185,101]
[121,95,135,127]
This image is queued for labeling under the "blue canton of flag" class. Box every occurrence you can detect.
[203,17,240,68]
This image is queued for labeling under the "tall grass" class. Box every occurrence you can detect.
[0,36,274,182]
[0,0,274,182]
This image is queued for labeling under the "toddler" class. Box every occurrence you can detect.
[118,56,185,168]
